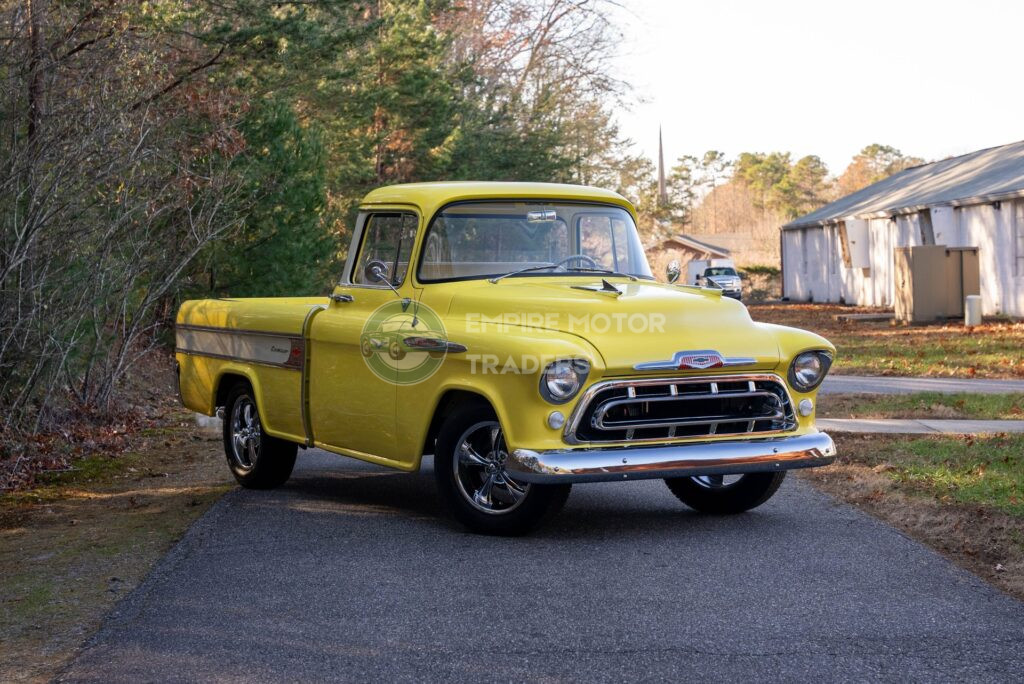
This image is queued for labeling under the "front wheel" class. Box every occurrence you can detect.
[664,471,785,514]
[222,382,297,489]
[434,404,570,535]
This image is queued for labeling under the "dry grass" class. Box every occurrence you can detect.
[749,303,1024,378]
[802,432,1024,600]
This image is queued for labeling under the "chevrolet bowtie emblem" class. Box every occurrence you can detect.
[634,350,757,371]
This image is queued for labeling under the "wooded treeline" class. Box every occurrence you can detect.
[0,0,640,469]
[0,0,924,479]
[650,144,924,249]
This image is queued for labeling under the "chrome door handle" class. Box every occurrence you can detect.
[330,293,354,303]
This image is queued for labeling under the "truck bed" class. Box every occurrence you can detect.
[175,296,330,442]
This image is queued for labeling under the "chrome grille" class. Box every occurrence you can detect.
[566,374,797,444]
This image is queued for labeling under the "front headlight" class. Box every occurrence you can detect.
[788,351,832,392]
[540,359,590,404]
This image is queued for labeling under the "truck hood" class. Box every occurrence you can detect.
[445,279,780,375]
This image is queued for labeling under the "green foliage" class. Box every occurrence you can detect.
[443,108,574,182]
[836,143,925,195]
[784,155,830,218]
[202,99,332,297]
[0,0,648,448]
[866,435,1024,516]
[734,151,795,210]
[313,0,461,218]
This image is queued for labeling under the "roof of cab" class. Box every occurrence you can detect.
[359,181,637,220]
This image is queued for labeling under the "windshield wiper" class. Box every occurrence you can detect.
[488,263,643,284]
[568,267,638,281]
[488,262,558,283]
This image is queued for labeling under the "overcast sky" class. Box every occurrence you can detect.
[613,0,1024,174]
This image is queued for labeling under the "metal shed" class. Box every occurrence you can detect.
[781,140,1024,316]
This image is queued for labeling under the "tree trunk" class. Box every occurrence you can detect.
[26,0,46,140]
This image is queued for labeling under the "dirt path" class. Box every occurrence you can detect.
[0,416,229,684]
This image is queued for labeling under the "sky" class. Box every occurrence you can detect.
[613,0,1024,174]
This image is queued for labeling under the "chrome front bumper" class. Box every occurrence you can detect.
[508,431,835,484]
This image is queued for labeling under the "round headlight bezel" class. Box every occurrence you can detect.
[788,350,833,392]
[540,359,590,404]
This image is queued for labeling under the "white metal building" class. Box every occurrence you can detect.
[781,140,1024,316]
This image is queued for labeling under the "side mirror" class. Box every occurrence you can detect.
[364,259,389,284]
[666,260,680,284]
[363,258,407,303]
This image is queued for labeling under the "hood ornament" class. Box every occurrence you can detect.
[634,350,756,371]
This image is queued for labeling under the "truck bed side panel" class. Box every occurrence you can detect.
[176,297,328,444]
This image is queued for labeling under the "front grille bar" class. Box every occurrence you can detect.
[592,390,786,430]
[564,373,798,445]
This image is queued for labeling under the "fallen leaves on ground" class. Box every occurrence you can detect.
[750,303,1024,378]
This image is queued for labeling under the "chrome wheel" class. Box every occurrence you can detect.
[230,394,262,472]
[453,421,530,515]
[691,474,744,489]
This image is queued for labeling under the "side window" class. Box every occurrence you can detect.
[354,213,417,286]
[580,215,630,271]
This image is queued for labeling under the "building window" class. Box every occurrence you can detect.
[918,210,935,245]
[837,221,852,267]
[1016,200,1024,276]
[801,229,809,274]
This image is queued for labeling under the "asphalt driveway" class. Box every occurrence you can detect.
[63,450,1024,682]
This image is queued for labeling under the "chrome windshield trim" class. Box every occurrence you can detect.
[563,373,796,445]
[415,198,653,284]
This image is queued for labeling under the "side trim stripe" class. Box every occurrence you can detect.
[176,323,302,339]
[175,325,306,370]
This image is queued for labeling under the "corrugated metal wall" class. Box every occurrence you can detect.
[780,201,1024,316]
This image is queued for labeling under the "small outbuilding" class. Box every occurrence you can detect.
[648,233,731,280]
[781,140,1024,316]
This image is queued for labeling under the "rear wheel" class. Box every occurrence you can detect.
[222,382,297,489]
[434,404,570,535]
[664,471,785,513]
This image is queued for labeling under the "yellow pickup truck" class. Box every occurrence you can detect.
[176,182,836,534]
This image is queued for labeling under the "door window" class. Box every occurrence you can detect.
[579,215,630,271]
[354,213,417,286]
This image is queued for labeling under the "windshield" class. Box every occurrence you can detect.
[417,201,653,282]
[705,267,737,277]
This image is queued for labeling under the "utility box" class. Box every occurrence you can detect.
[894,246,980,323]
